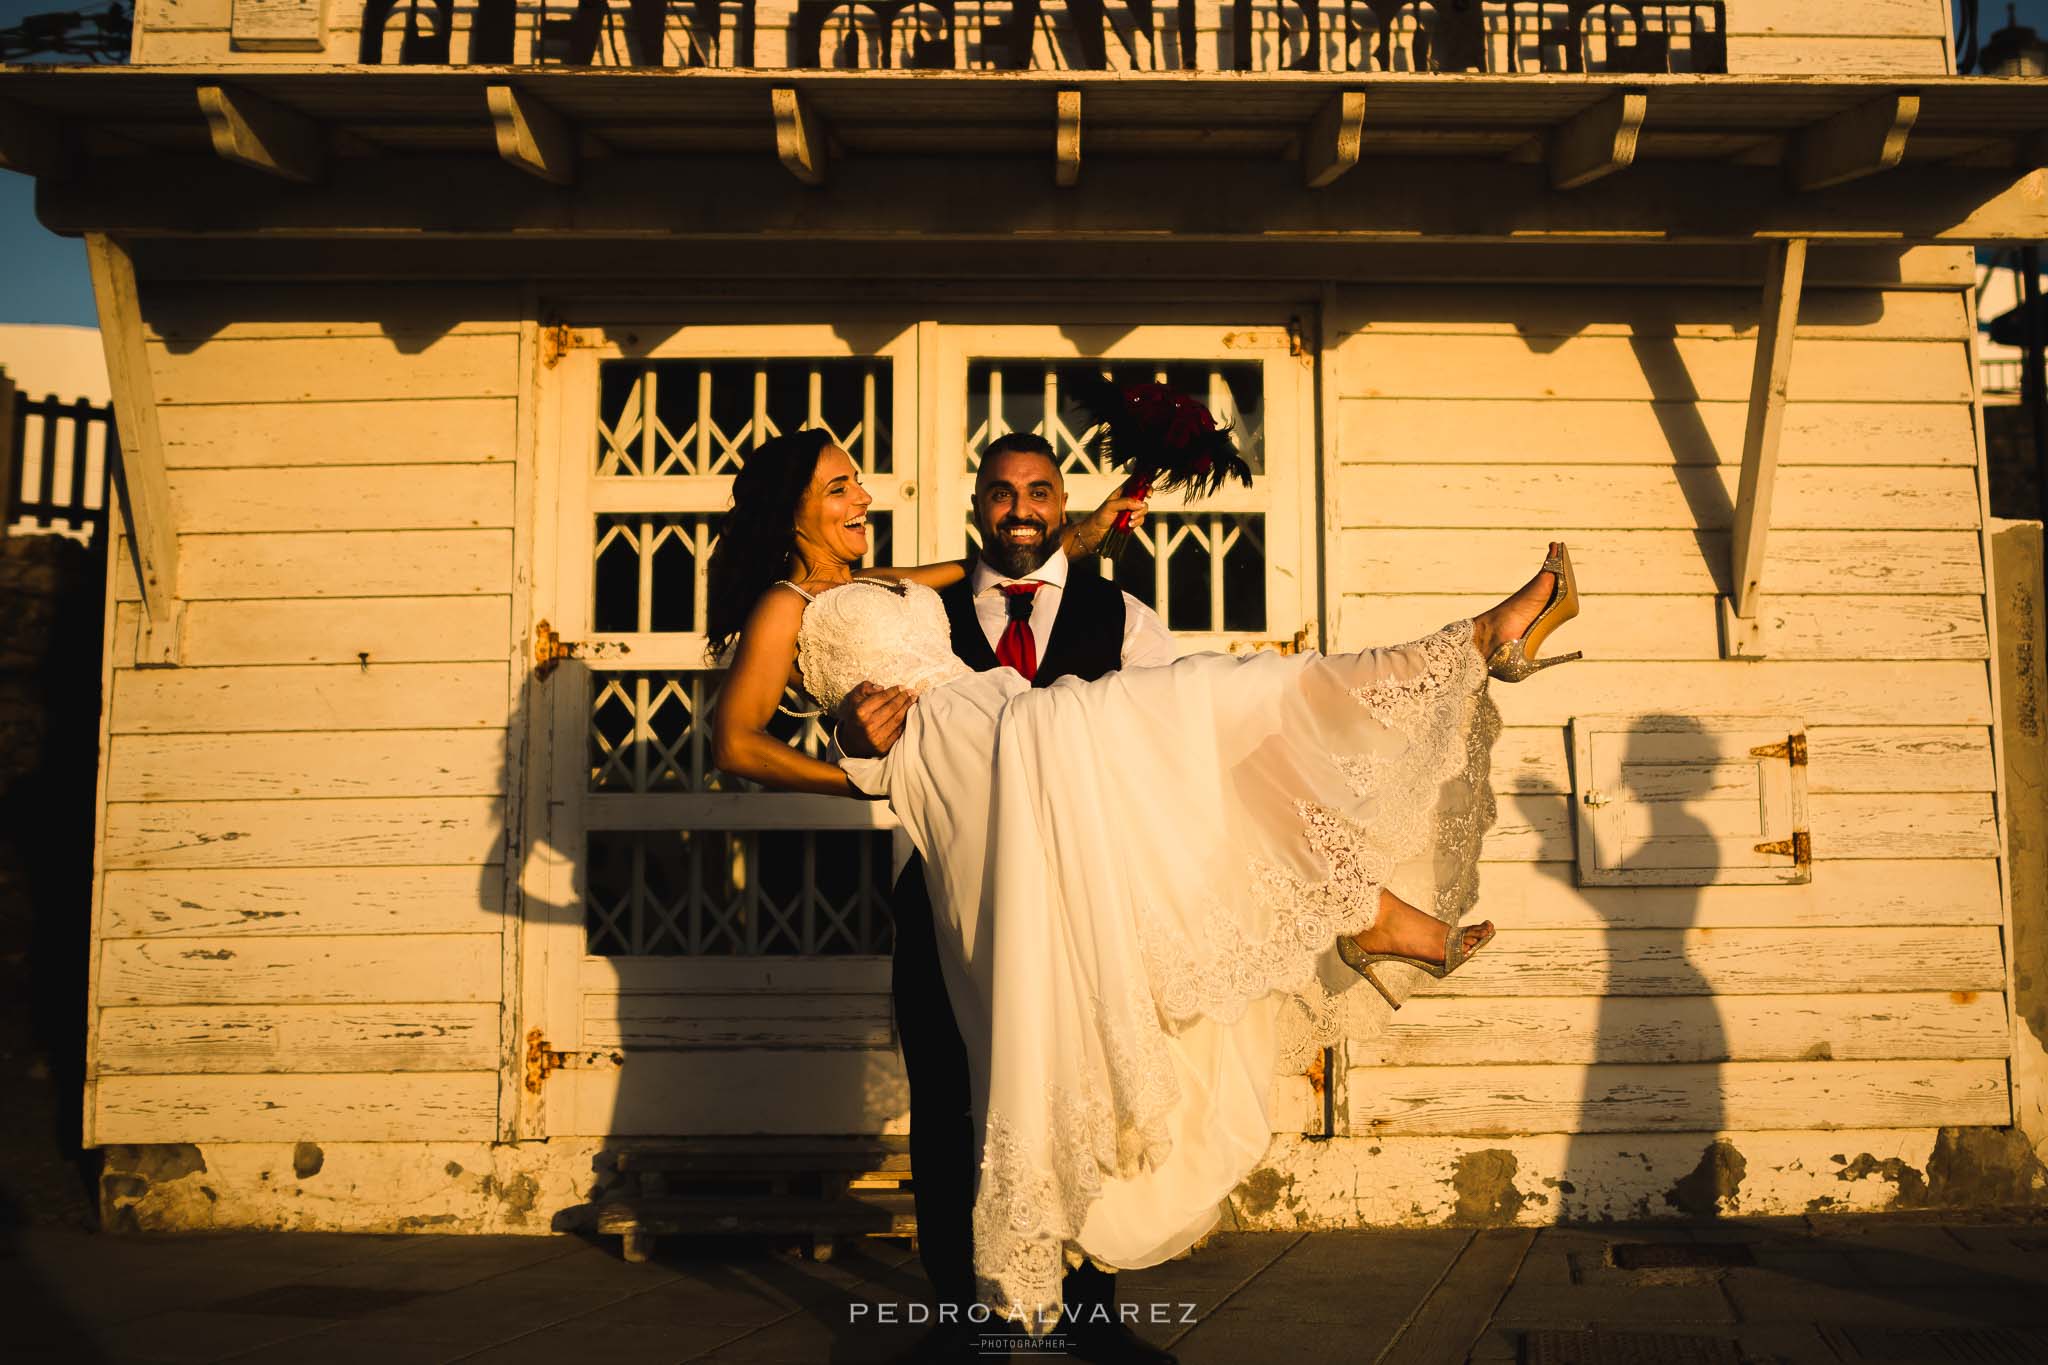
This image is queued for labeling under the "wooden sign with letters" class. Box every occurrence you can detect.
[230,0,330,52]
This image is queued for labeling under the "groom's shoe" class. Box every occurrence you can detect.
[1061,1320,1178,1365]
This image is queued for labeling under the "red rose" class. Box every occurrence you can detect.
[1165,403,1208,450]
[1123,382,1172,428]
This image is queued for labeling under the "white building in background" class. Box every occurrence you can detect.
[0,323,111,544]
[0,323,109,405]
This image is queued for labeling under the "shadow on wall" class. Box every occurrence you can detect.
[477,663,907,1164]
[1563,717,1731,1223]
[0,532,107,1228]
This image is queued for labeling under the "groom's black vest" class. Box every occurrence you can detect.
[939,569,1124,685]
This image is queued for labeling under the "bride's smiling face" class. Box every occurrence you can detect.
[791,444,873,570]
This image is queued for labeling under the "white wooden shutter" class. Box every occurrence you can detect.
[1570,715,1811,887]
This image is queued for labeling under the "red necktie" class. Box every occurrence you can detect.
[996,582,1040,681]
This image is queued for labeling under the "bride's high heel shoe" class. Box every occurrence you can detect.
[1487,541,1583,683]
[1337,919,1495,1010]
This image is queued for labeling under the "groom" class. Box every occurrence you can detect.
[836,432,1178,1365]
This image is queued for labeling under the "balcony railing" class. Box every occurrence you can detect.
[357,0,1727,72]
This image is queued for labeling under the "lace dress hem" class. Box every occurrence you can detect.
[970,618,1497,1332]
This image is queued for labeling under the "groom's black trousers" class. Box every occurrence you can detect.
[891,852,1117,1317]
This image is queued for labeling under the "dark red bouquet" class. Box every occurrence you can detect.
[1072,379,1252,558]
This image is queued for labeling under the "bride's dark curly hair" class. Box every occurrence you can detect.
[705,427,837,661]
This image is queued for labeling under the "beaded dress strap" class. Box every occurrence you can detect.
[772,579,826,718]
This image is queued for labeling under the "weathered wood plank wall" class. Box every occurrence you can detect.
[1322,253,2009,1191]
[93,287,522,1145]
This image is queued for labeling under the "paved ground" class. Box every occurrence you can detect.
[12,1213,2048,1364]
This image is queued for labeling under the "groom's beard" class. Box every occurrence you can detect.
[979,515,1058,579]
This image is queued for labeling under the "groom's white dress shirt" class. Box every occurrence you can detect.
[969,551,1179,671]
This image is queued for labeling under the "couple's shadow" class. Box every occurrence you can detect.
[485,668,934,1359]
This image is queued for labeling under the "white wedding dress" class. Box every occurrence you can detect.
[793,578,1500,1330]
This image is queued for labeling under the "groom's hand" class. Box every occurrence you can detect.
[836,682,913,759]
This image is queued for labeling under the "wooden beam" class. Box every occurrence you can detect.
[771,86,826,186]
[1056,88,1081,188]
[0,370,16,535]
[85,233,182,665]
[486,84,576,186]
[1304,91,1366,189]
[1724,235,1807,658]
[1549,90,1646,191]
[1790,92,1919,193]
[35,157,2048,246]
[196,84,323,183]
[0,95,69,180]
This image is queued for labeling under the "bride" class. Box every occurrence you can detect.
[707,426,1579,1332]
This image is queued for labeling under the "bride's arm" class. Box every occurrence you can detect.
[853,492,1149,588]
[710,590,879,799]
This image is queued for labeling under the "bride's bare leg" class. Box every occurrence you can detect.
[1349,888,1492,966]
[1471,540,1562,662]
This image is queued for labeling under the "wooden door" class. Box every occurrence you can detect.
[524,317,1325,1139]
[530,324,923,1137]
[932,324,1317,658]
[931,322,1326,1132]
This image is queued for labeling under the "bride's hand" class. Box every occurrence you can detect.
[1063,494,1149,558]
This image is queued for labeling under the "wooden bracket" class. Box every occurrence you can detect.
[197,84,324,183]
[771,87,826,186]
[1304,91,1366,189]
[1724,236,1807,658]
[0,95,70,180]
[86,233,183,667]
[487,84,577,186]
[1790,92,1918,192]
[1550,90,1647,191]
[1056,89,1081,188]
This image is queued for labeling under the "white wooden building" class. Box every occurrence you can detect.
[3,0,2048,1235]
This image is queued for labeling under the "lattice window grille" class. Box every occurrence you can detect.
[586,829,893,955]
[963,509,1266,633]
[589,670,830,793]
[592,513,715,633]
[591,511,892,639]
[597,360,889,477]
[965,360,1264,479]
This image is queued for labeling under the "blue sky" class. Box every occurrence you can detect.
[5,0,2048,326]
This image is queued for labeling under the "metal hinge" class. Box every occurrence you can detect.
[1753,829,1813,868]
[1228,622,1317,657]
[524,1028,567,1094]
[533,619,630,680]
[1749,732,1808,766]
[538,321,579,369]
[523,1027,623,1094]
[1287,313,1310,358]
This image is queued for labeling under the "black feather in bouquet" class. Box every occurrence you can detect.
[1070,378,1253,558]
